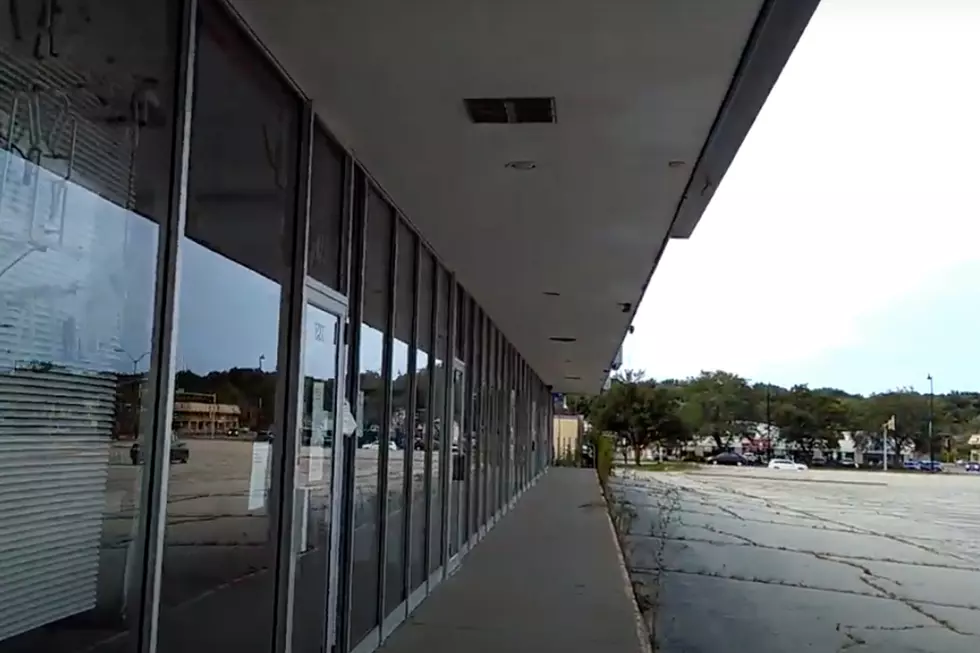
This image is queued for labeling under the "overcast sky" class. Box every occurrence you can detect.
[624,0,980,396]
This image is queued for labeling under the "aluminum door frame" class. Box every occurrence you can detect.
[302,278,349,653]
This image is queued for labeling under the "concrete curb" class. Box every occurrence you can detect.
[600,477,654,653]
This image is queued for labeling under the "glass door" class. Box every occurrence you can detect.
[290,281,349,653]
[447,360,466,571]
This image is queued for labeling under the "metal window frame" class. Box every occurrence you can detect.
[402,233,421,604]
[271,98,316,653]
[136,1,198,651]
[421,253,438,582]
[462,295,476,545]
[373,195,398,637]
[379,221,419,641]
[338,169,368,653]
[442,277,459,570]
[427,265,450,585]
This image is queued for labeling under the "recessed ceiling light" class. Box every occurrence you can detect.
[564,375,582,381]
[542,291,561,297]
[505,160,536,170]
[549,336,576,343]
[668,160,686,168]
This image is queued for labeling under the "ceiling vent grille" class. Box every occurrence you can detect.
[464,97,556,124]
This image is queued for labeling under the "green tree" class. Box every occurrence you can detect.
[589,376,687,465]
[773,385,849,456]
[678,370,756,451]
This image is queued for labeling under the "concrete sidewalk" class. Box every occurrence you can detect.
[377,468,647,653]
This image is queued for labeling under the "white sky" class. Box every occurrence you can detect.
[625,0,980,393]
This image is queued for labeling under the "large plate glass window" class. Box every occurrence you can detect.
[158,2,301,652]
[290,127,348,653]
[428,266,448,575]
[0,1,179,650]
[384,220,415,617]
[350,187,393,645]
[409,250,433,593]
[447,288,468,564]
[469,306,483,539]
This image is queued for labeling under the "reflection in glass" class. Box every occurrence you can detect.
[464,300,478,540]
[486,330,497,523]
[308,129,345,293]
[384,222,414,616]
[0,2,177,651]
[468,310,483,539]
[507,352,516,503]
[409,251,433,592]
[291,304,341,653]
[448,365,466,558]
[157,3,299,652]
[428,268,448,574]
[350,189,392,644]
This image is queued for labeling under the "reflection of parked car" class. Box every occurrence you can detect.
[768,458,807,471]
[903,460,920,471]
[131,434,189,465]
[919,460,943,473]
[965,461,980,473]
[709,452,747,466]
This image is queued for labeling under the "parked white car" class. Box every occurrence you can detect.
[768,458,808,471]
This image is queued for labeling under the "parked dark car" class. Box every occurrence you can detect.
[131,433,190,465]
[919,460,943,473]
[965,461,980,473]
[709,452,748,467]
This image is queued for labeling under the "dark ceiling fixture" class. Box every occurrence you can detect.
[549,337,576,343]
[619,302,632,313]
[464,97,557,124]
[542,291,561,297]
[504,160,536,170]
[564,375,582,381]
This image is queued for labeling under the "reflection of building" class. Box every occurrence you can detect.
[172,400,242,436]
[553,414,583,461]
[968,434,980,461]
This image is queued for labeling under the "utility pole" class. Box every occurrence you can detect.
[765,385,772,460]
[927,374,934,463]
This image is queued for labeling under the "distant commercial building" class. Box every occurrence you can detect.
[172,400,243,436]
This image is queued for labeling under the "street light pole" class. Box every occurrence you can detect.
[765,385,772,460]
[927,374,934,463]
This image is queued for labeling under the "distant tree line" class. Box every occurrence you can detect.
[570,370,980,464]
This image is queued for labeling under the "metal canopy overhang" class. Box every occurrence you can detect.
[226,0,821,395]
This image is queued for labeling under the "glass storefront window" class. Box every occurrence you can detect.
[0,2,179,651]
[307,129,344,293]
[485,327,496,524]
[409,251,433,593]
[350,187,393,644]
[448,288,468,559]
[428,267,448,574]
[470,307,483,538]
[291,126,347,653]
[158,2,301,652]
[384,220,414,617]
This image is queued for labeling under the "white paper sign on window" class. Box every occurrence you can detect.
[248,441,271,510]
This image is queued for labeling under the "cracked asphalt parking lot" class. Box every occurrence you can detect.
[611,468,980,653]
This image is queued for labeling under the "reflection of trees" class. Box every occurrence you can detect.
[175,368,276,429]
